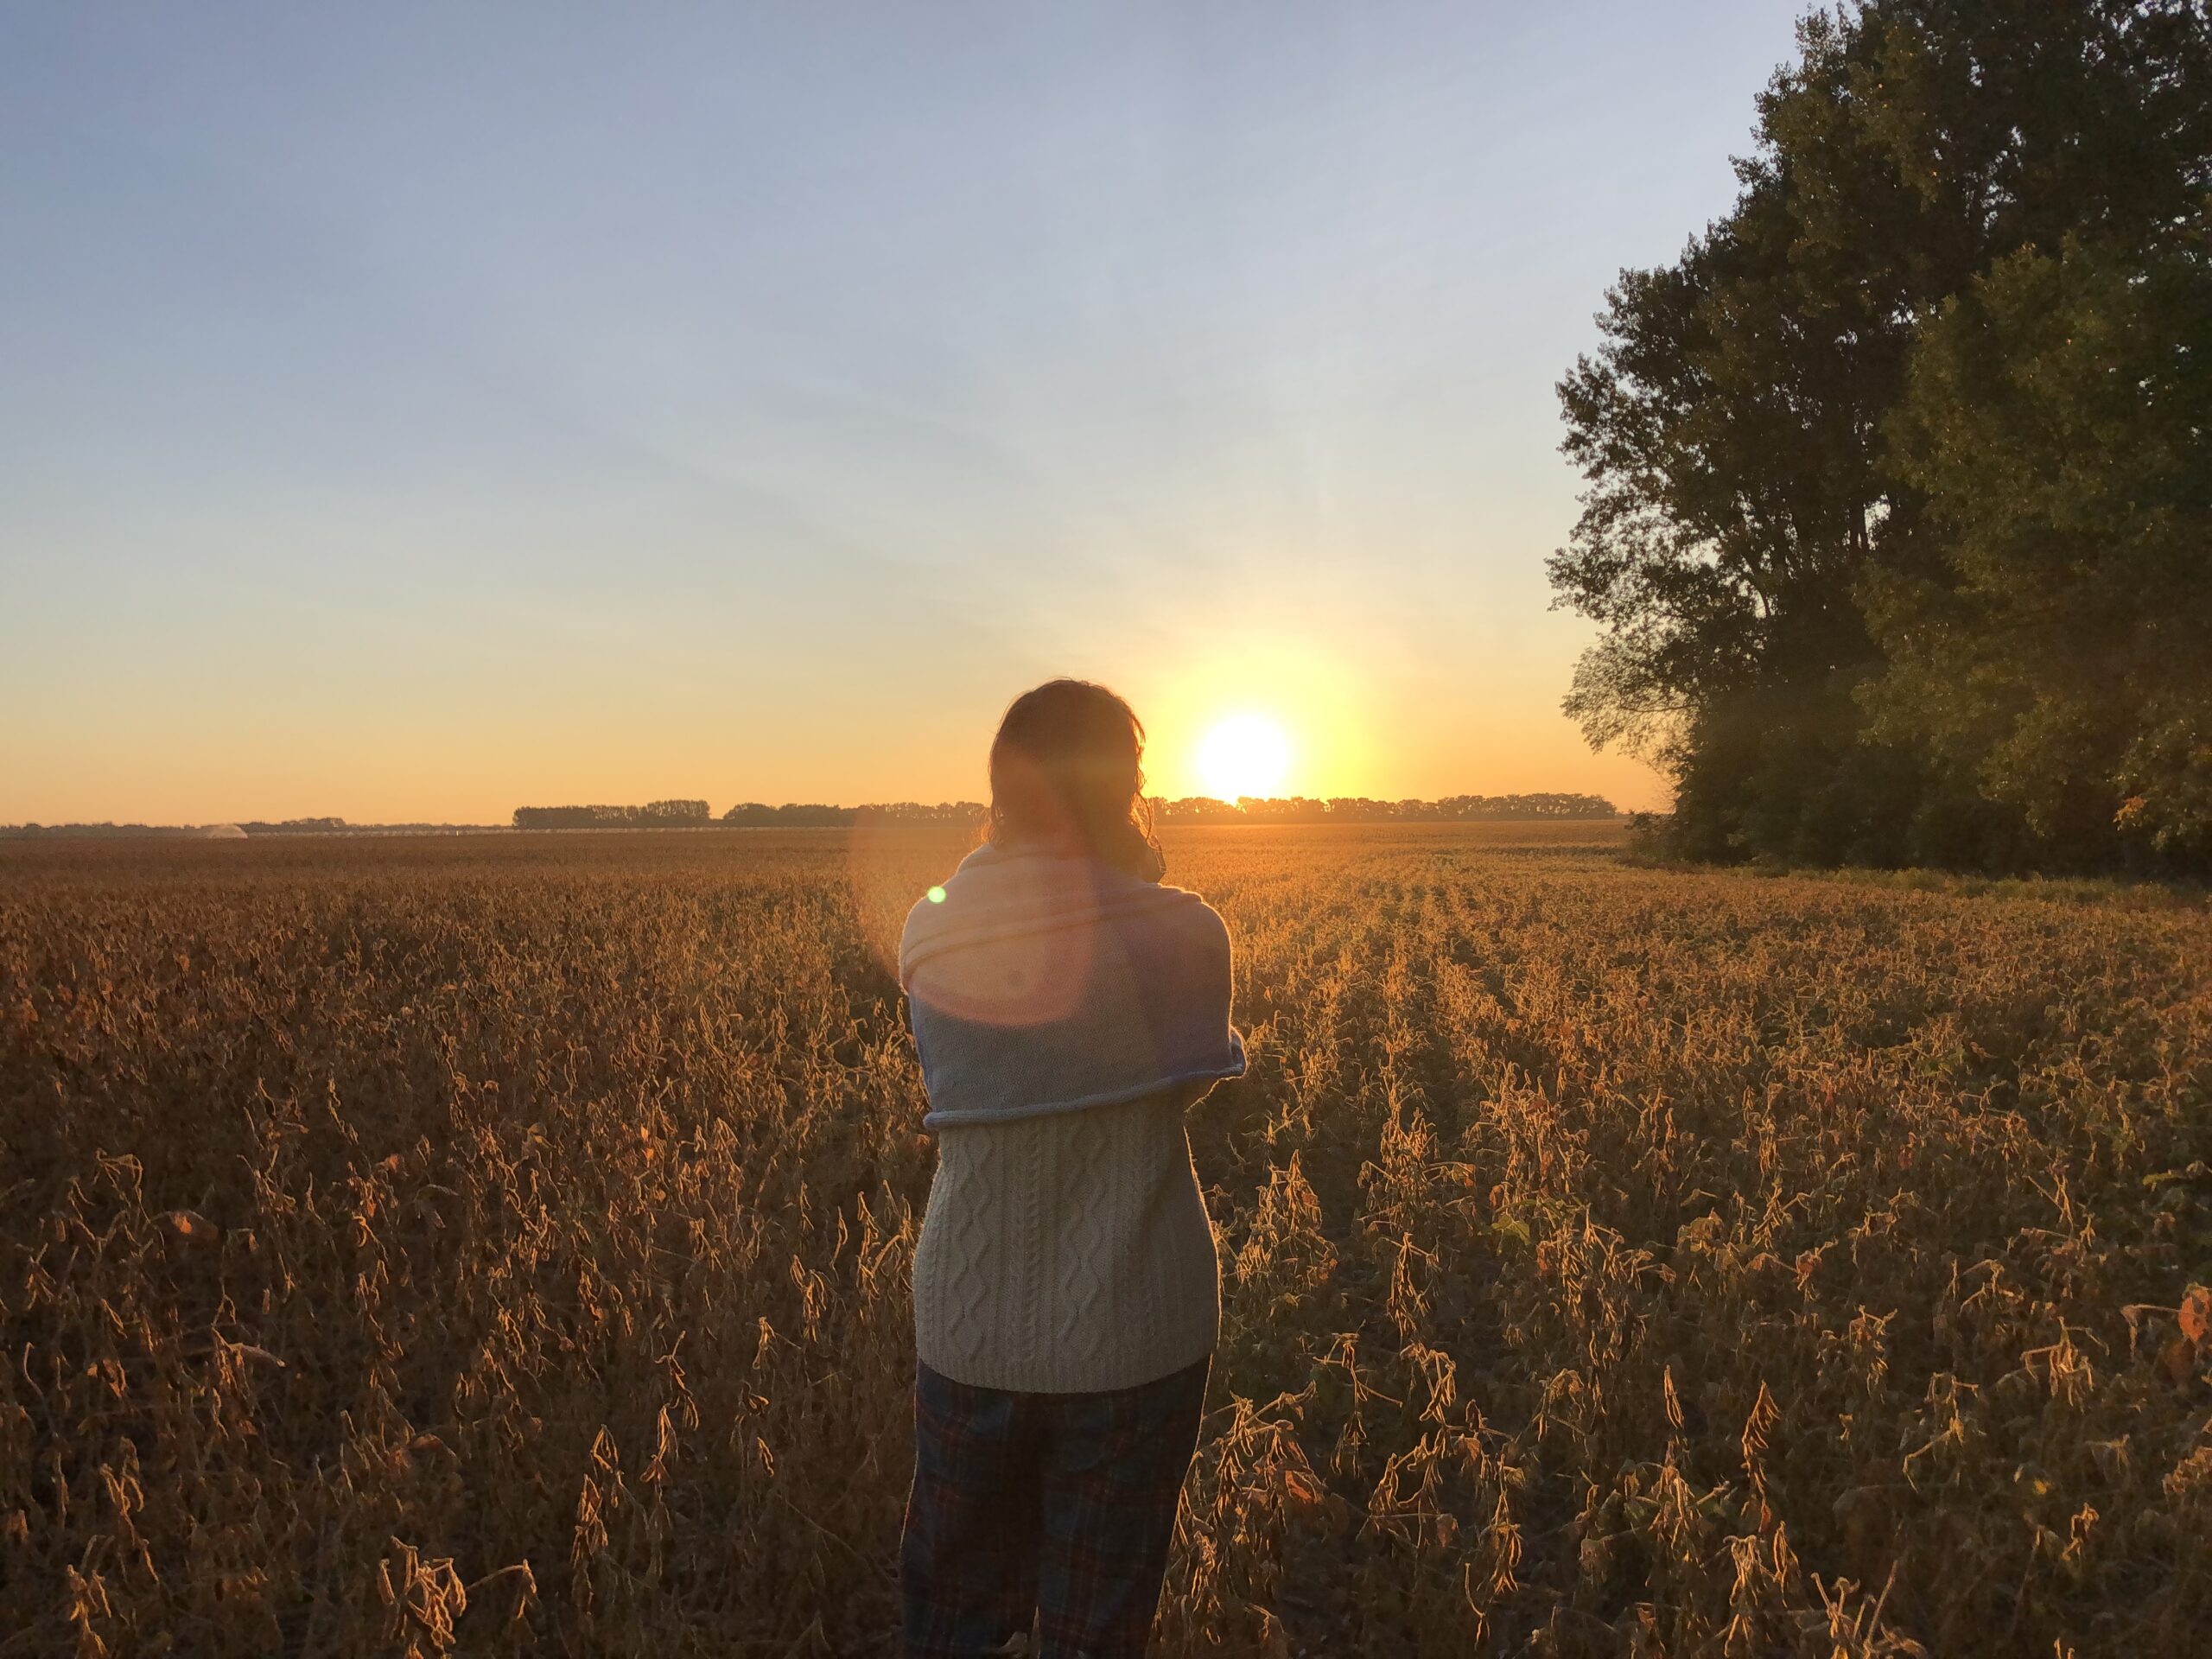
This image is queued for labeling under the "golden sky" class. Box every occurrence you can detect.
[1,4,1807,824]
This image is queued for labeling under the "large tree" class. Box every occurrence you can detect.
[1551,0,2212,869]
[1868,222,2212,864]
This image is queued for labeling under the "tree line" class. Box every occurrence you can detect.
[1552,0,2211,874]
[1,817,498,840]
[7,795,1620,841]
[1154,794,1618,823]
[507,794,1618,830]
[512,801,712,830]
[717,803,984,827]
[512,802,987,830]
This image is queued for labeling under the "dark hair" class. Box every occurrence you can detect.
[988,679,1164,880]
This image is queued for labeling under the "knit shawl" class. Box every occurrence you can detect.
[899,842,1246,1128]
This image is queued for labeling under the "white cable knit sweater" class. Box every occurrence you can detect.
[911,1079,1222,1393]
[899,842,1244,1393]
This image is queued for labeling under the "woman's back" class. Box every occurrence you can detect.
[914,1084,1217,1393]
[899,840,1243,1393]
[896,678,1238,1658]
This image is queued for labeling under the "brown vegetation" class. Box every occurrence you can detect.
[3,823,2209,1655]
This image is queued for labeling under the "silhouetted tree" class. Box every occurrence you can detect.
[1551,0,2212,872]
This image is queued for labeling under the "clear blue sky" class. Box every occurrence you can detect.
[1,2,1808,823]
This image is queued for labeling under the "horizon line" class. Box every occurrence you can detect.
[5,787,1633,839]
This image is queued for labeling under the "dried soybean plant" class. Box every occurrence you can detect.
[3,824,2208,1655]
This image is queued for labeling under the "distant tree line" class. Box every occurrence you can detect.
[720,804,857,827]
[512,801,710,830]
[8,792,1614,842]
[1,817,498,840]
[1551,0,2212,874]
[230,818,499,836]
[1156,793,1618,824]
[510,801,988,830]
[718,802,984,827]
[503,795,1615,832]
[1,823,212,841]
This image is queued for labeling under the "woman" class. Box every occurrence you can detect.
[897,679,1246,1659]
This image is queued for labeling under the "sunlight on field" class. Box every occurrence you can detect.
[3,825,2208,1654]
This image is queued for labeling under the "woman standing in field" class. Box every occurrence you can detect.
[896,679,1246,1659]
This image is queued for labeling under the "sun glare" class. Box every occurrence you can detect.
[1196,714,1292,800]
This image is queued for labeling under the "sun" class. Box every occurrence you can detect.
[1196,713,1293,800]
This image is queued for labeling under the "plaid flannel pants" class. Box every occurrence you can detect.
[899,1352,1211,1659]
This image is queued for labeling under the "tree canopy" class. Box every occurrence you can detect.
[1552,0,2212,872]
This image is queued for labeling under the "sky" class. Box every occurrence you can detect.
[1,3,1810,824]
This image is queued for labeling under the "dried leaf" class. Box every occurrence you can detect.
[2180,1285,2212,1344]
[164,1209,220,1243]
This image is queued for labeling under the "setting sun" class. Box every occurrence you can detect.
[1195,714,1292,801]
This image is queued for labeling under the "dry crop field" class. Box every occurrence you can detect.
[4,823,2210,1656]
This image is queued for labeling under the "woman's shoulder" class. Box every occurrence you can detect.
[1151,874,1228,925]
[1118,880,1232,972]
[896,844,1018,977]
[899,849,1229,976]
[1164,883,1230,936]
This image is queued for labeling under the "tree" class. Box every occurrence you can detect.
[1868,222,2212,865]
[1550,0,2212,869]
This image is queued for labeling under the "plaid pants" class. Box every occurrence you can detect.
[899,1353,1211,1659]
